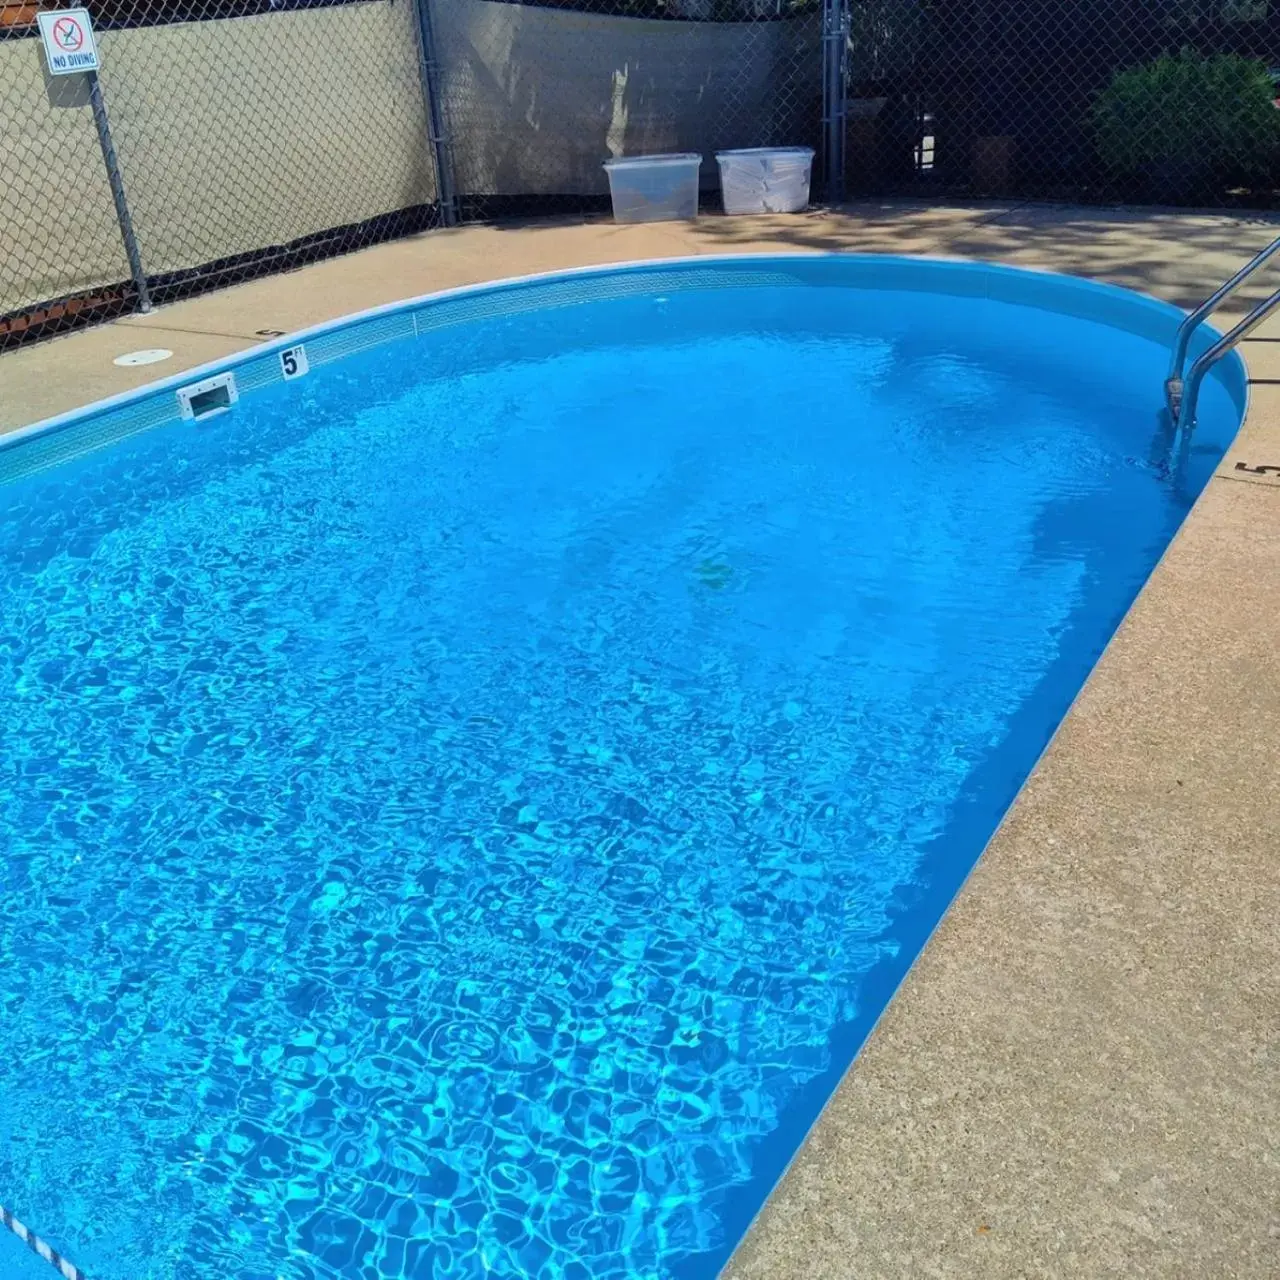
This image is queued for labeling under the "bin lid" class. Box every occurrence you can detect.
[715,147,815,160]
[603,152,703,169]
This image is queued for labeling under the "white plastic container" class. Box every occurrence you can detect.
[715,147,815,215]
[603,153,702,223]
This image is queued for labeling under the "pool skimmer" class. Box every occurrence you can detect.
[176,371,238,421]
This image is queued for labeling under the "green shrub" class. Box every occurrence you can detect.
[1090,50,1280,193]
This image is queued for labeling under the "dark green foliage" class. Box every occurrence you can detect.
[1090,50,1280,195]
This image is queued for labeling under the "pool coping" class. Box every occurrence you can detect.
[1,252,1247,485]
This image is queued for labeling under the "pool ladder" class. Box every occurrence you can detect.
[1166,232,1280,434]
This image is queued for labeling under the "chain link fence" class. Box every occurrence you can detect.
[428,0,824,221]
[4,0,1280,351]
[1,0,445,348]
[1,0,825,350]
[842,0,1280,207]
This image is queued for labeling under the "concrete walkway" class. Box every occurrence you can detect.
[2,202,1278,1278]
[9,201,1280,432]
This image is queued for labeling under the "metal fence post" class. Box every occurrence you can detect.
[87,69,151,312]
[411,0,458,227]
[821,0,848,204]
[824,0,844,203]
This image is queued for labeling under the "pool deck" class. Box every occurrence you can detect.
[3,202,1278,1277]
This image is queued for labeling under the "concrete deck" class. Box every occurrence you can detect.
[2,202,1278,1277]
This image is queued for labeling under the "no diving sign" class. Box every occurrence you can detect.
[37,8,100,76]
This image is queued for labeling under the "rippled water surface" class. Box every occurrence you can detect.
[0,280,1237,1279]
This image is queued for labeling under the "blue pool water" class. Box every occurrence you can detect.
[0,263,1241,1280]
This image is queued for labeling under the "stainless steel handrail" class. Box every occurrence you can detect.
[1175,287,1280,446]
[1165,233,1280,427]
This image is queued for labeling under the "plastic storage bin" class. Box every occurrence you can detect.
[603,153,702,223]
[715,147,815,215]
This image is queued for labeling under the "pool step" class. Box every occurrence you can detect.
[0,1204,86,1280]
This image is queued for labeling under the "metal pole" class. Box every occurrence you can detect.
[411,0,458,227]
[834,0,848,201]
[822,0,835,202]
[821,0,848,204]
[87,69,151,313]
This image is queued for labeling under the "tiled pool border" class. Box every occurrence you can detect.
[0,253,1248,487]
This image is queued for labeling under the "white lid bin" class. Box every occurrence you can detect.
[603,153,702,223]
[716,147,815,215]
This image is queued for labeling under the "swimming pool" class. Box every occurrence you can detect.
[0,256,1245,1280]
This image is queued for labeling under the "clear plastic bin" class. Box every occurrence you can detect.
[603,153,702,223]
[715,147,815,215]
